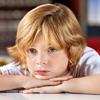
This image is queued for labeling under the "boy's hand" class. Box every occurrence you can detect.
[21,85,61,94]
[19,76,73,93]
[49,76,72,81]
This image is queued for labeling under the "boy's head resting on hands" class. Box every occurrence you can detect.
[7,3,86,80]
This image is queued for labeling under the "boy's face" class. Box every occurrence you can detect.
[26,33,69,80]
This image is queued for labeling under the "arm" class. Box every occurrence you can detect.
[22,74,100,94]
[59,74,100,94]
[0,69,57,91]
[0,69,72,91]
[0,74,24,91]
[0,69,26,91]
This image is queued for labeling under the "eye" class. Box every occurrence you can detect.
[28,49,36,53]
[48,48,56,52]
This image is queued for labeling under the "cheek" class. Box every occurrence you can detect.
[51,56,68,71]
[26,57,35,70]
[26,57,31,66]
[54,57,68,76]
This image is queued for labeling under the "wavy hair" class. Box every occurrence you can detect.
[7,3,86,71]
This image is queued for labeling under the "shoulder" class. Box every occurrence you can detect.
[83,46,99,56]
[70,46,100,77]
[0,62,16,70]
[0,62,21,75]
[79,46,100,65]
[0,62,32,76]
[0,62,23,71]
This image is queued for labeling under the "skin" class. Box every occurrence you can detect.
[22,74,100,94]
[0,32,73,91]
[26,32,69,80]
[18,32,72,93]
[20,33,100,94]
[0,69,72,91]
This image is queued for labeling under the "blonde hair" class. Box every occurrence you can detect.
[7,3,86,71]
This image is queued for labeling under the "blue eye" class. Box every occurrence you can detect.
[29,49,36,53]
[49,48,56,52]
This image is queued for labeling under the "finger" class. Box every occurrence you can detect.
[23,85,62,94]
[30,86,61,94]
[42,80,61,86]
[22,88,45,94]
[49,76,73,81]
[23,89,33,94]
[18,88,30,93]
[18,89,25,93]
[23,88,39,94]
[68,76,73,79]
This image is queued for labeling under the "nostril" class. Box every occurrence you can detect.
[36,59,48,65]
[36,53,48,65]
[36,61,41,65]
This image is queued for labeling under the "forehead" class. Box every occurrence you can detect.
[31,32,52,47]
[31,31,62,50]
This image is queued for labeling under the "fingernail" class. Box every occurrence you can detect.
[64,77,68,80]
[18,90,23,93]
[69,76,72,78]
[57,81,61,83]
[23,91,27,93]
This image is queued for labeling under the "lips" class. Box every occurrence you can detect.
[37,70,49,75]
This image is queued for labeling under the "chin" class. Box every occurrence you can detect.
[35,75,51,80]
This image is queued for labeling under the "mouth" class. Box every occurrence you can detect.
[36,70,49,75]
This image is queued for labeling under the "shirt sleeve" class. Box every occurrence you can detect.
[0,62,32,76]
[71,47,100,78]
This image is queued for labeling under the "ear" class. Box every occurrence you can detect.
[69,60,72,64]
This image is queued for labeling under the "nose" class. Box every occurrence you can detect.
[36,52,48,65]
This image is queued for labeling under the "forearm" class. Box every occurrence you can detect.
[0,74,67,92]
[61,74,100,94]
[0,75,25,91]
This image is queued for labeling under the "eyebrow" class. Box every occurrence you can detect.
[47,43,52,46]
[30,43,52,48]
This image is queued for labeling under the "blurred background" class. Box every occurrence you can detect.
[0,0,100,65]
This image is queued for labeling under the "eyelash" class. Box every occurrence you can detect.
[48,47,57,52]
[28,48,36,54]
[27,47,57,54]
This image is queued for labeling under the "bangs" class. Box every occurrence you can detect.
[17,16,43,53]
[42,15,66,50]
